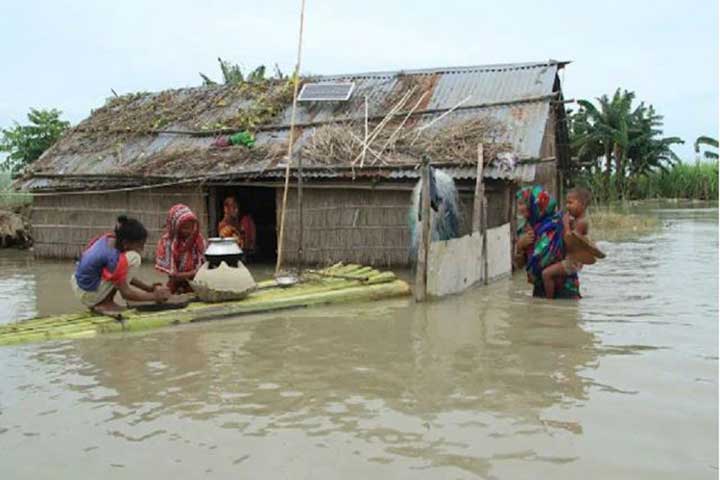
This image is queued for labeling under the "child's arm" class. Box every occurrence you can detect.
[131,278,159,293]
[574,217,589,236]
[562,212,573,243]
[563,213,589,238]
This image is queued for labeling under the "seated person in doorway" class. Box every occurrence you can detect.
[71,216,171,315]
[155,204,207,294]
[218,196,257,253]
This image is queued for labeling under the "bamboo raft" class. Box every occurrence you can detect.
[0,264,410,347]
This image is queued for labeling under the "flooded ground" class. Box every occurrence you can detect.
[0,206,717,479]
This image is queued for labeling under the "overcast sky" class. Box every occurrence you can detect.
[1,0,717,159]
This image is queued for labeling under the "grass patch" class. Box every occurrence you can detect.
[572,161,718,201]
[634,161,718,200]
[589,208,660,242]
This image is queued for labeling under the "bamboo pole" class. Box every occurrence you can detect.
[482,190,489,285]
[361,95,369,168]
[474,144,489,284]
[296,151,305,272]
[276,0,307,274]
[415,159,431,302]
[472,143,485,233]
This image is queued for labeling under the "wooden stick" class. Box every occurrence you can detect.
[348,131,384,164]
[377,91,429,156]
[304,270,369,281]
[415,159,431,302]
[472,143,485,233]
[297,152,304,272]
[482,191,489,285]
[416,95,472,133]
[477,145,488,284]
[361,95,369,168]
[276,0,307,275]
[352,87,416,165]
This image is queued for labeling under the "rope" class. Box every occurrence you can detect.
[1,176,204,197]
[275,0,307,275]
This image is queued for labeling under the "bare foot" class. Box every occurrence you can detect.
[91,302,126,318]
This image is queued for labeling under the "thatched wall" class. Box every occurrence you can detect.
[277,182,512,268]
[32,186,208,260]
[278,187,412,267]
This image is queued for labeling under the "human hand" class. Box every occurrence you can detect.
[153,286,171,303]
[517,231,534,249]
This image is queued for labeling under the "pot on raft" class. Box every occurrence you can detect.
[190,237,256,302]
[204,237,244,268]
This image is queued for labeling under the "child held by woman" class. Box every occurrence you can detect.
[541,187,592,299]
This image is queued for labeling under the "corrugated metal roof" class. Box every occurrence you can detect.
[26,60,564,189]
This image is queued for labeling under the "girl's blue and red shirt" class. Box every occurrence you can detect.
[74,234,129,291]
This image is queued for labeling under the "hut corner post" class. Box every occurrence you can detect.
[473,144,489,285]
[297,153,304,272]
[414,160,431,302]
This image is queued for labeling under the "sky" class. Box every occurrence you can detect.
[0,0,717,159]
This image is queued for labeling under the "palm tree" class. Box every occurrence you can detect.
[694,136,718,160]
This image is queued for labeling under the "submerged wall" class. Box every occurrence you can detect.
[31,186,208,260]
[426,223,512,297]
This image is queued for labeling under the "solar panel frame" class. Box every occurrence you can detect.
[297,82,355,102]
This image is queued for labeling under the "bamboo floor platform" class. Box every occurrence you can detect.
[0,264,410,347]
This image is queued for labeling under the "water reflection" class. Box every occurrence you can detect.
[21,277,601,475]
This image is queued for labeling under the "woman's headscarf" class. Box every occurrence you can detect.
[516,186,580,299]
[155,204,206,275]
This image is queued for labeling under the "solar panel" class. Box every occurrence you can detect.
[298,82,355,102]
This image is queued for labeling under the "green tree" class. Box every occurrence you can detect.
[0,108,70,175]
[569,89,682,200]
[694,135,718,160]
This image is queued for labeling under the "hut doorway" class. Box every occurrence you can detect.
[210,186,277,263]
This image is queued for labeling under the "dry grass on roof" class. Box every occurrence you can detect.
[302,117,512,166]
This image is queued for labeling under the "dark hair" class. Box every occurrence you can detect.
[568,187,592,206]
[114,215,148,249]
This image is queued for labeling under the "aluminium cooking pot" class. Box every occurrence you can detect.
[205,237,244,268]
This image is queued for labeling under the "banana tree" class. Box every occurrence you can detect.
[694,136,718,160]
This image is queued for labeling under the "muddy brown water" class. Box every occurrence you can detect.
[0,206,717,479]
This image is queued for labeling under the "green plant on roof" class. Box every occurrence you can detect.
[199,58,287,86]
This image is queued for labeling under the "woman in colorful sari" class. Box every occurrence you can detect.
[515,186,580,299]
[155,204,207,294]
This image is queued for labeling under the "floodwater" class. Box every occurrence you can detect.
[0,206,717,479]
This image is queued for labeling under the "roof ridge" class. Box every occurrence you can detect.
[313,60,570,80]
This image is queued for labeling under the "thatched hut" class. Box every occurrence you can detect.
[20,60,571,266]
